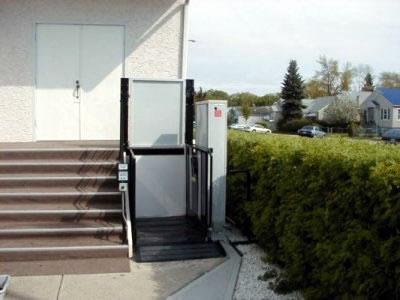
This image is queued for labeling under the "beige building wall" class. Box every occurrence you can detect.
[0,0,186,142]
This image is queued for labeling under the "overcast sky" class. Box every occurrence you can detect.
[187,0,400,95]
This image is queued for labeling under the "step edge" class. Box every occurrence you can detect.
[0,148,120,152]
[0,245,128,253]
[0,192,121,196]
[0,176,116,180]
[0,209,122,215]
[0,161,117,166]
[0,227,124,234]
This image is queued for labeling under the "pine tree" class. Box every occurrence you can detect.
[281,60,305,122]
[362,73,374,92]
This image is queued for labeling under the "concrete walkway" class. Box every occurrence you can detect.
[167,241,242,300]
[4,258,224,300]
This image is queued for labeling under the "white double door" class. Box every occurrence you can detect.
[36,24,124,140]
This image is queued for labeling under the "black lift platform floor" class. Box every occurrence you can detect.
[135,216,225,263]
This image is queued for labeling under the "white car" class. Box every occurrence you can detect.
[244,124,272,134]
[229,124,246,131]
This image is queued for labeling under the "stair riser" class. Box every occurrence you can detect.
[0,230,124,240]
[0,212,122,222]
[0,194,121,210]
[0,178,118,188]
[0,164,117,175]
[0,150,119,161]
[0,248,128,261]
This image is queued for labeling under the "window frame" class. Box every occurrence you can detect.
[381,108,390,120]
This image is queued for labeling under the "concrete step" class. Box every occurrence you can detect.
[0,228,124,246]
[0,208,122,221]
[0,218,123,234]
[0,185,120,194]
[0,160,117,175]
[0,144,127,263]
[0,175,117,189]
[0,196,121,210]
[0,244,128,261]
[0,148,119,161]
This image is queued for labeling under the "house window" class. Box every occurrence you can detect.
[381,108,390,120]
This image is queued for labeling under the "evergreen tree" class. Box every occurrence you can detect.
[281,60,305,122]
[362,73,374,91]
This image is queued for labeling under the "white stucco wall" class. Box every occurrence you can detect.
[0,0,186,142]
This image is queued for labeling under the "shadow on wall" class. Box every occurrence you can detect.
[0,0,183,89]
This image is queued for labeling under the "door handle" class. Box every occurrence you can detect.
[73,80,80,100]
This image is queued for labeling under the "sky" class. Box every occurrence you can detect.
[186,0,400,96]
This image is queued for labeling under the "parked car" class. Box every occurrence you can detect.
[229,124,246,131]
[244,124,272,134]
[382,128,400,144]
[297,125,326,138]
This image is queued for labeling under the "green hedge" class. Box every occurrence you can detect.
[227,131,400,299]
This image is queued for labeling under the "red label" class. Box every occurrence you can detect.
[214,109,222,117]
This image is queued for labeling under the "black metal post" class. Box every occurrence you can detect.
[128,150,136,244]
[208,153,213,238]
[185,79,195,145]
[120,78,129,160]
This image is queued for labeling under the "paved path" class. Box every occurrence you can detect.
[4,258,223,300]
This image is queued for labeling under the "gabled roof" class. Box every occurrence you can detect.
[303,96,335,114]
[379,88,400,105]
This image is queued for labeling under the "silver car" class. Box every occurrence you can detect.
[297,125,326,138]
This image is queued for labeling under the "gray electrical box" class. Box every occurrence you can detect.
[195,100,228,232]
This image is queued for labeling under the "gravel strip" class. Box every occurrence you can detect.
[225,225,303,300]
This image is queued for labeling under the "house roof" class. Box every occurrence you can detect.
[303,96,335,115]
[379,88,400,105]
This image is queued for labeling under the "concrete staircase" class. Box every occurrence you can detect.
[0,146,128,264]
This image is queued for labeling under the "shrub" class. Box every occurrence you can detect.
[227,131,400,299]
[347,122,360,137]
[255,120,270,129]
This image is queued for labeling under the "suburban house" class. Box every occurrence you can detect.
[229,91,372,130]
[361,88,400,131]
[0,0,231,277]
[228,106,271,125]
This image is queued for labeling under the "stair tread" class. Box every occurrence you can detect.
[0,186,120,193]
[0,201,121,210]
[0,160,118,165]
[0,174,116,178]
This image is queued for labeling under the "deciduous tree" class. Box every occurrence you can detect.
[379,72,400,88]
[323,96,359,126]
[314,56,341,96]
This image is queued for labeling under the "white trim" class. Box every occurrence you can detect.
[181,0,190,79]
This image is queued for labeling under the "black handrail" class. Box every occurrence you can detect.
[128,149,136,244]
[186,144,213,240]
